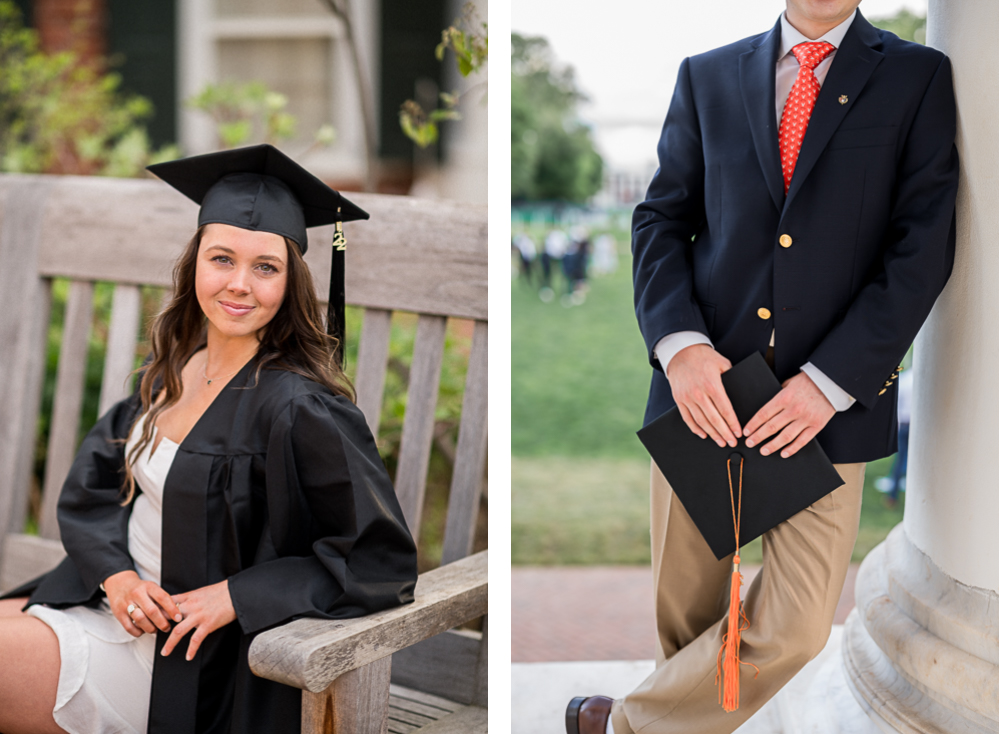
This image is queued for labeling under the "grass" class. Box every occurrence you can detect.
[511,222,905,565]
[512,455,902,566]
[511,235,651,459]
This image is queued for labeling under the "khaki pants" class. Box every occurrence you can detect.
[610,460,866,734]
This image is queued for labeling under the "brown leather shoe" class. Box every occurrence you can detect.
[566,695,614,734]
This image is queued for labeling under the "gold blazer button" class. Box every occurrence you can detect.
[779,234,793,248]
[879,388,887,395]
[758,307,771,320]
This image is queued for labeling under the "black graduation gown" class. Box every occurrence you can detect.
[10,362,418,733]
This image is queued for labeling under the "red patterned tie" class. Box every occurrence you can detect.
[779,41,836,193]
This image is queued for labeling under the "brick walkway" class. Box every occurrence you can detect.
[512,564,859,662]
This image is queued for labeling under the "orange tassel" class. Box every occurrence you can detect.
[715,458,759,712]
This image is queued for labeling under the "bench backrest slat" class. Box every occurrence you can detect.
[26,174,486,321]
[0,181,53,541]
[39,279,96,541]
[98,283,142,416]
[441,320,488,565]
[394,314,448,539]
[354,307,393,438]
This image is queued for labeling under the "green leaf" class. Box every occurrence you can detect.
[219,120,252,148]
[314,124,336,146]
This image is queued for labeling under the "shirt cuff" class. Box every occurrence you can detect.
[801,362,856,412]
[654,331,714,376]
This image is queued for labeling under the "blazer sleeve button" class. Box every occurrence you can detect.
[758,307,771,320]
[779,234,793,248]
[879,388,887,395]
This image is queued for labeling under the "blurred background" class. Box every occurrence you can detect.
[510,0,926,664]
[2,0,488,572]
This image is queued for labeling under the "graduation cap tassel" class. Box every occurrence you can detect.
[329,208,347,368]
[716,455,759,712]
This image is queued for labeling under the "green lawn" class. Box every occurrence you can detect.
[512,454,901,565]
[511,223,905,565]
[511,235,650,459]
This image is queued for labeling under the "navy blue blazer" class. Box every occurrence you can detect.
[633,12,959,464]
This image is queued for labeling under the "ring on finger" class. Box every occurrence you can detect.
[127,603,138,620]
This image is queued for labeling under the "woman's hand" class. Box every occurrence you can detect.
[161,580,237,661]
[103,569,183,637]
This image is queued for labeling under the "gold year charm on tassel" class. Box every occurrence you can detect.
[333,206,346,251]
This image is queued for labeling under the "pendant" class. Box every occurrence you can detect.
[206,378,213,385]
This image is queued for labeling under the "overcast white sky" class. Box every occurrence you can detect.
[512,0,928,171]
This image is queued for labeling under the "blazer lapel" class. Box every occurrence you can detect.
[739,18,785,213]
[783,12,885,210]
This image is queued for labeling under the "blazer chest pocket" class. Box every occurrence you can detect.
[828,125,898,150]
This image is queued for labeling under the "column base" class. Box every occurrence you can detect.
[842,525,998,734]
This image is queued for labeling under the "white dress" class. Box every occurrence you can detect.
[28,413,177,734]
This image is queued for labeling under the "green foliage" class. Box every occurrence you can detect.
[0,0,177,176]
[399,2,488,149]
[511,33,603,203]
[869,9,926,44]
[435,5,489,78]
[187,81,326,150]
[398,99,460,149]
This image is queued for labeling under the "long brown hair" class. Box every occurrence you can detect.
[121,226,355,504]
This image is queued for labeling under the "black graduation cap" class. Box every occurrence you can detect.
[637,351,844,560]
[147,144,369,365]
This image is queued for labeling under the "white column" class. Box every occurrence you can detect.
[905,0,1000,593]
[839,1,1000,732]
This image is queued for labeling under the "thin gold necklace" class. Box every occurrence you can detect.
[202,361,242,386]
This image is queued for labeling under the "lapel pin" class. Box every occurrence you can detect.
[839,95,849,105]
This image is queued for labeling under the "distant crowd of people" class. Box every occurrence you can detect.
[512,226,618,306]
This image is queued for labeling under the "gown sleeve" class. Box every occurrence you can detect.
[227,391,418,634]
[54,393,141,596]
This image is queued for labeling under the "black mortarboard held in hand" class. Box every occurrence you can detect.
[636,351,844,711]
[147,144,369,366]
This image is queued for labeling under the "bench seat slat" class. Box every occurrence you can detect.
[40,279,95,541]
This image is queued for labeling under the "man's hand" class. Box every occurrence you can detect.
[161,580,237,661]
[104,569,183,637]
[743,371,836,458]
[665,344,741,447]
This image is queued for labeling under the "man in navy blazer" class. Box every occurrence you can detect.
[566,2,958,733]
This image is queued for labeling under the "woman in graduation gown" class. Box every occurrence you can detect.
[0,145,418,734]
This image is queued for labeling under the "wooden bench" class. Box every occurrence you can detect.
[0,173,488,733]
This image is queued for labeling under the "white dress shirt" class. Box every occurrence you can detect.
[653,11,858,412]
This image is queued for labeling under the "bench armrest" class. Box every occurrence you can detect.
[248,550,487,692]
